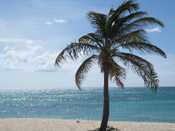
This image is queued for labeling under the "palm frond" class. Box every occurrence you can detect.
[110,11,147,38]
[113,52,152,66]
[87,11,107,37]
[108,0,139,17]
[114,77,125,89]
[119,42,167,58]
[55,42,99,67]
[79,33,104,48]
[75,55,98,89]
[106,0,139,37]
[120,17,164,34]
[120,11,148,24]
[114,53,159,92]
[112,29,148,45]
[109,59,126,79]
[108,59,126,89]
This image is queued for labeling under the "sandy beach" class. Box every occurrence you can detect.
[0,119,174,131]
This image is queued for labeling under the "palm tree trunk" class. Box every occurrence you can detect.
[99,63,109,131]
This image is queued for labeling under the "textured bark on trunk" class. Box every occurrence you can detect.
[99,63,109,131]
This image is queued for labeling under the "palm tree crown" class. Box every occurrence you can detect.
[55,0,166,92]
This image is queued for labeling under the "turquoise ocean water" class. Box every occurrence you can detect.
[0,87,175,123]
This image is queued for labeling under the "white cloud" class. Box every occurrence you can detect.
[0,44,58,72]
[45,19,66,25]
[145,27,162,32]
[46,21,53,25]
[0,38,41,44]
[55,19,66,23]
[0,38,84,72]
[3,46,15,51]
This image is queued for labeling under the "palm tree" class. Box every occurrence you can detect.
[55,0,166,130]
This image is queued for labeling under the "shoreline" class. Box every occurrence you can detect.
[0,118,175,131]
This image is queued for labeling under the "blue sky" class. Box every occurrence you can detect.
[0,0,174,89]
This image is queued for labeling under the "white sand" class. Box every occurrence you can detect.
[0,119,175,131]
